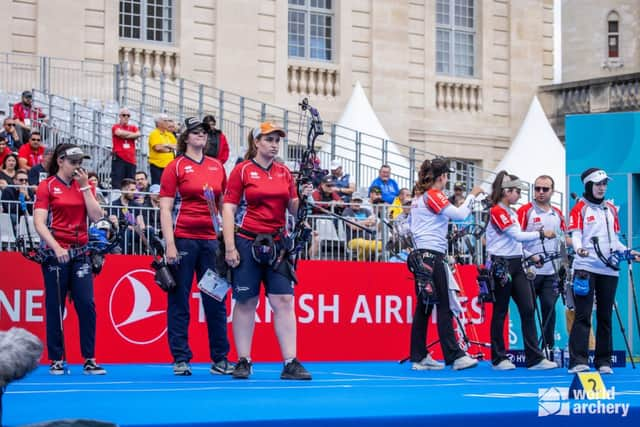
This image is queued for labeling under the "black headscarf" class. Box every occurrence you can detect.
[581,167,604,204]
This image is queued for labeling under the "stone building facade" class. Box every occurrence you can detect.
[0,0,554,170]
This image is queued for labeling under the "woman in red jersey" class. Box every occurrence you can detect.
[159,117,232,377]
[222,121,312,380]
[33,143,105,375]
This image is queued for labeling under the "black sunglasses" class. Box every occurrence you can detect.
[534,186,551,193]
[16,178,28,183]
[120,114,130,117]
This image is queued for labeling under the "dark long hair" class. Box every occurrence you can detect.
[415,158,449,194]
[176,130,189,155]
[1,153,18,170]
[243,132,257,160]
[48,143,77,176]
[489,170,519,206]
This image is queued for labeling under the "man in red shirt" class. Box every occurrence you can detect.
[13,91,46,131]
[17,131,44,171]
[111,107,140,189]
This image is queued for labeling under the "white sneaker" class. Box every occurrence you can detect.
[493,359,516,370]
[567,364,590,374]
[411,354,445,371]
[598,365,613,375]
[452,355,478,371]
[528,358,557,370]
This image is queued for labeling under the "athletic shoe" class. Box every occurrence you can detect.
[83,359,107,375]
[412,354,445,371]
[493,359,516,370]
[49,360,65,375]
[598,365,613,375]
[452,355,478,371]
[529,358,557,370]
[280,358,312,380]
[210,358,235,375]
[567,364,590,374]
[173,361,192,376]
[232,357,253,379]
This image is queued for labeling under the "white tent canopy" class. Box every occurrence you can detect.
[323,81,410,188]
[487,96,565,205]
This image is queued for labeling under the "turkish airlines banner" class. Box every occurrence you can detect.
[0,252,494,363]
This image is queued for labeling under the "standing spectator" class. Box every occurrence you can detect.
[222,121,313,380]
[134,170,152,207]
[329,159,355,203]
[111,107,140,190]
[389,187,411,219]
[0,118,25,150]
[368,164,399,204]
[0,153,19,184]
[17,131,44,171]
[33,144,106,375]
[160,117,233,376]
[202,114,230,165]
[0,136,11,166]
[12,91,46,132]
[448,182,466,206]
[148,113,177,185]
[27,146,54,186]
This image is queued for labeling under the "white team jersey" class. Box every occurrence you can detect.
[517,202,567,275]
[410,189,451,253]
[486,203,522,257]
[569,198,625,277]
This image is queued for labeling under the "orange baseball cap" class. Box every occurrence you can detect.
[252,121,286,139]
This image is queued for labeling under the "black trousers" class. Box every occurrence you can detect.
[110,154,136,189]
[409,255,465,365]
[150,164,164,185]
[490,258,544,367]
[569,271,618,369]
[534,274,558,350]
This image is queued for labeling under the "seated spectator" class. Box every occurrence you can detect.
[17,131,44,171]
[311,175,342,214]
[387,200,414,262]
[134,170,152,207]
[0,118,26,150]
[330,159,355,203]
[12,91,46,132]
[343,193,382,261]
[368,164,399,205]
[0,170,34,224]
[0,136,11,165]
[388,187,411,219]
[27,146,53,185]
[0,153,19,184]
[448,182,466,206]
[309,153,326,188]
[108,178,146,254]
[88,172,108,205]
[203,114,230,165]
[0,177,8,192]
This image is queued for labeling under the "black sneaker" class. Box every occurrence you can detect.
[232,357,252,379]
[280,358,312,380]
[83,358,107,375]
[210,358,235,375]
[49,360,65,375]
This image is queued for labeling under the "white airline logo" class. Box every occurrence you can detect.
[249,171,260,179]
[52,187,63,195]
[109,269,167,345]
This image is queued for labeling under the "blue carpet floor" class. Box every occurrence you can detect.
[3,362,639,426]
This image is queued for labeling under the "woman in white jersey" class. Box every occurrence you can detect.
[567,168,639,374]
[408,158,482,371]
[486,171,557,370]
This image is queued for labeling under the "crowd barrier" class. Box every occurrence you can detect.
[0,252,495,363]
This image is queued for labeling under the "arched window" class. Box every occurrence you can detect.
[607,11,620,58]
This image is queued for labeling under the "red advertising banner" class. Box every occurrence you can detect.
[0,252,493,363]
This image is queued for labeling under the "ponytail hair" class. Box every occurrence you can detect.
[48,143,78,176]
[489,170,519,206]
[415,157,450,194]
[243,130,257,160]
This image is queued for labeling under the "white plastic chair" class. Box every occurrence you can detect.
[17,216,40,244]
[0,213,16,245]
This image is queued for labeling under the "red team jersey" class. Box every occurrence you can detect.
[224,160,296,235]
[18,144,44,168]
[159,155,226,240]
[111,123,139,164]
[34,176,95,248]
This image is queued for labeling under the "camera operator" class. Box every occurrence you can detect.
[408,158,483,371]
[486,171,557,371]
[159,117,233,377]
[567,168,640,374]
[33,143,106,375]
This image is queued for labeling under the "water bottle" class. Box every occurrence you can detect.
[553,347,562,367]
[563,347,570,369]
